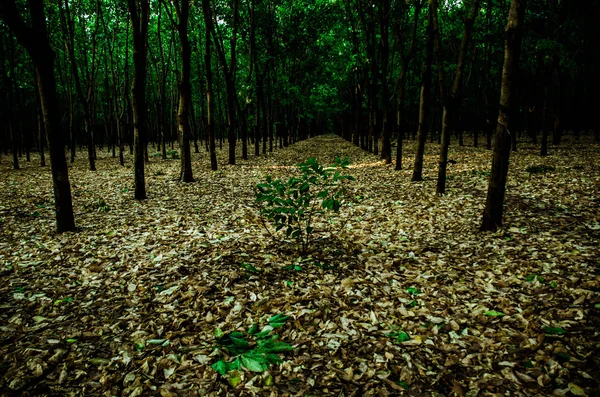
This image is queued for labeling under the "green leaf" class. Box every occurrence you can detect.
[387,331,410,342]
[241,353,268,372]
[594,303,600,309]
[549,281,558,288]
[406,287,421,295]
[66,338,77,343]
[228,370,242,387]
[263,373,274,387]
[397,380,409,390]
[543,326,566,335]
[240,262,259,273]
[226,357,241,372]
[214,328,225,339]
[525,274,544,283]
[262,342,294,353]
[254,325,274,339]
[264,353,284,366]
[212,360,227,375]
[248,324,259,335]
[484,310,505,317]
[269,314,290,328]
[230,336,250,348]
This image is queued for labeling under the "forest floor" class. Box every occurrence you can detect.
[1,135,599,397]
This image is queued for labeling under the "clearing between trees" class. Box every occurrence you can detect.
[1,135,599,396]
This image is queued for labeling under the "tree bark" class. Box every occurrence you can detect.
[168,0,194,182]
[411,8,434,182]
[481,0,526,231]
[395,1,422,171]
[436,0,481,194]
[379,0,392,163]
[127,0,150,200]
[1,0,77,232]
[202,0,218,170]
[59,0,100,172]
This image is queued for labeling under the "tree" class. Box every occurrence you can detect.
[202,0,218,170]
[0,0,77,233]
[59,0,101,172]
[394,0,423,171]
[161,0,194,182]
[436,0,481,194]
[481,0,526,231]
[128,0,150,200]
[411,6,434,182]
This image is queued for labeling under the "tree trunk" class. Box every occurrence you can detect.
[202,0,218,170]
[436,0,481,194]
[1,0,77,232]
[34,76,46,166]
[174,0,194,182]
[60,0,99,172]
[395,1,423,171]
[481,0,526,231]
[412,8,434,182]
[128,0,150,200]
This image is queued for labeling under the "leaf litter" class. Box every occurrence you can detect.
[0,135,599,396]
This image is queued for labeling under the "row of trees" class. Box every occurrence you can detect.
[1,0,598,233]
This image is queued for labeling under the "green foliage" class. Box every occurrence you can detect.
[96,198,110,212]
[167,149,180,159]
[386,331,410,343]
[526,165,555,174]
[211,314,293,379]
[525,274,544,283]
[543,326,566,335]
[255,156,355,252]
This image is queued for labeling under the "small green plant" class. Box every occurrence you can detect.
[255,156,355,252]
[211,314,293,384]
[151,152,162,158]
[166,149,180,159]
[525,165,555,174]
[386,330,410,343]
[96,198,110,212]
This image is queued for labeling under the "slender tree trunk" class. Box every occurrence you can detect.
[436,0,481,194]
[173,0,194,182]
[396,1,422,171]
[481,0,526,231]
[128,0,150,200]
[1,0,76,232]
[202,0,218,170]
[379,0,392,164]
[34,76,46,166]
[412,9,434,182]
[60,0,99,171]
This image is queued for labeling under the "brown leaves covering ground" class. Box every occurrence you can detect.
[0,135,599,397]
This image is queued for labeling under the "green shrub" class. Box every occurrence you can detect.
[166,149,180,159]
[255,156,355,252]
